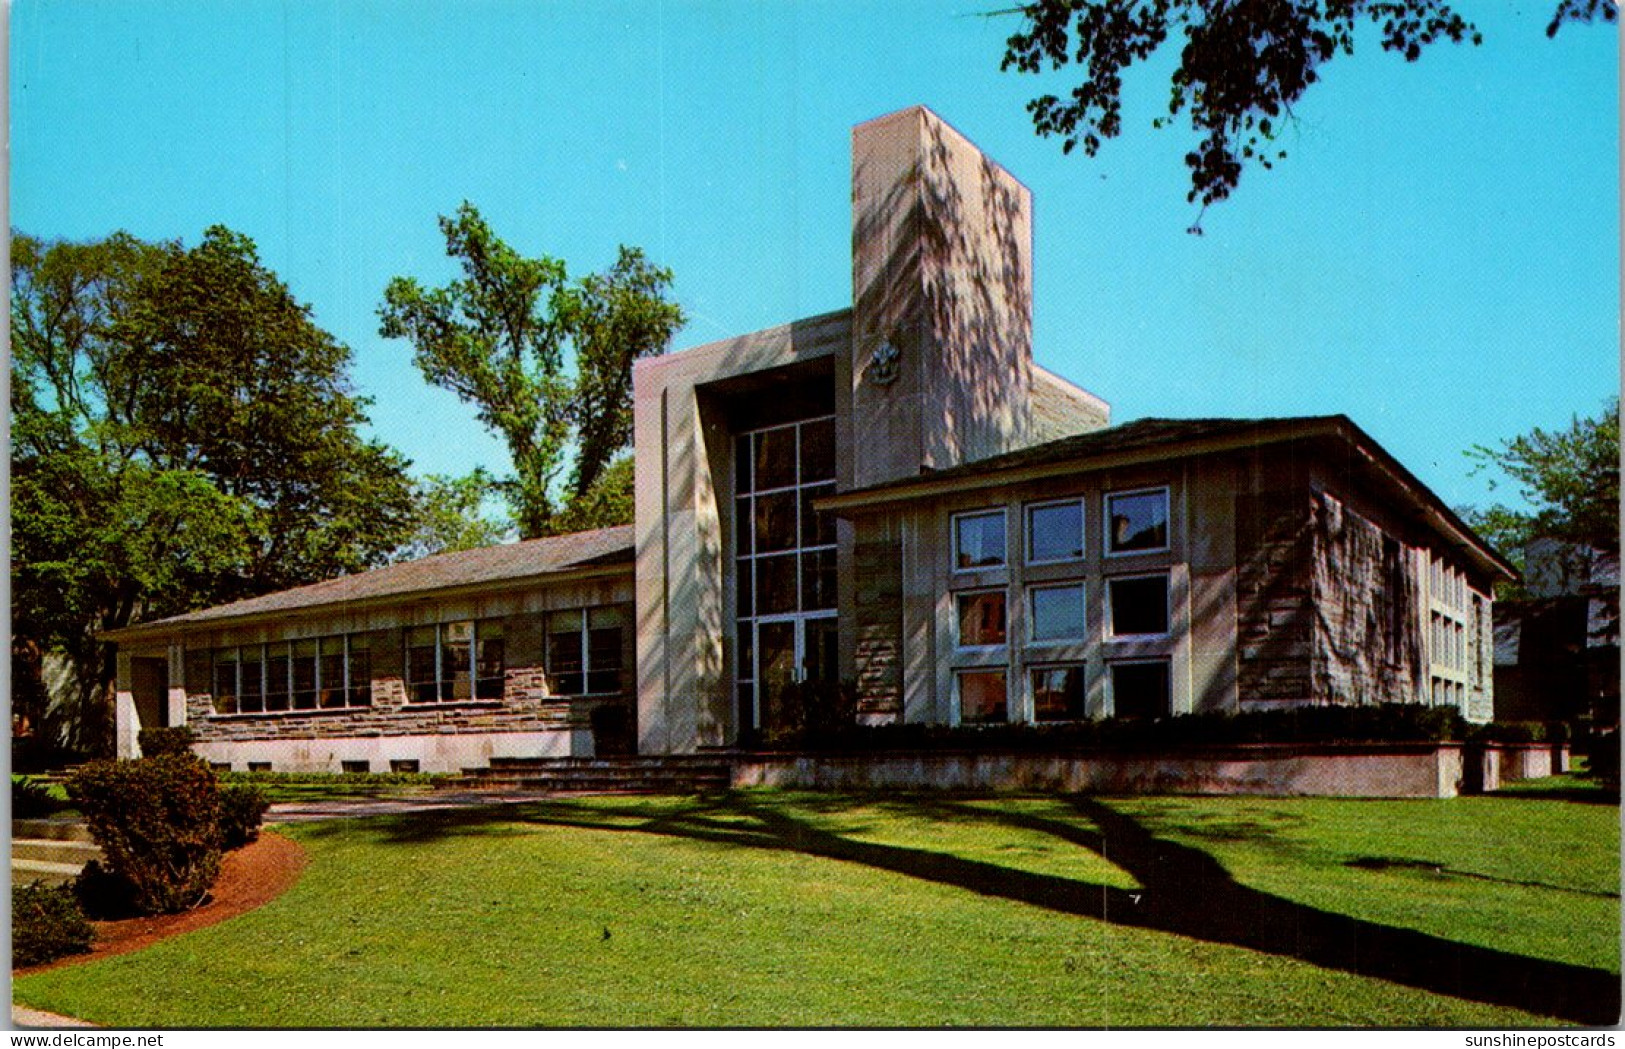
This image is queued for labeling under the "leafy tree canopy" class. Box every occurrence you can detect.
[392,468,515,562]
[379,203,684,538]
[1464,398,1620,593]
[1000,0,1615,219]
[11,227,415,753]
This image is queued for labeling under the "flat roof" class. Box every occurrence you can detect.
[104,525,635,642]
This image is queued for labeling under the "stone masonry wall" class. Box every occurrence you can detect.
[1235,491,1314,708]
[853,530,905,723]
[1309,491,1424,705]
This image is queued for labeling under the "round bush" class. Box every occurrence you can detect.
[13,881,95,968]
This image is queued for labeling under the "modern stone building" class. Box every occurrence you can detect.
[107,106,1515,772]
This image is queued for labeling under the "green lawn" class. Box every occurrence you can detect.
[13,790,1619,1028]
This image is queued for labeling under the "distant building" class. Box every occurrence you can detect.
[106,107,1514,771]
[1494,541,1618,726]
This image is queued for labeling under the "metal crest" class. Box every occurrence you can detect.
[868,339,900,386]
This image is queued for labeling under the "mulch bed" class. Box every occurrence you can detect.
[14,830,308,976]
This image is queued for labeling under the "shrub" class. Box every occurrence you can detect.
[12,881,95,968]
[763,679,859,747]
[137,725,197,758]
[218,783,270,850]
[66,755,223,916]
[11,775,62,819]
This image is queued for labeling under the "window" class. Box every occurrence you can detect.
[406,620,507,704]
[956,590,1007,647]
[954,510,1006,570]
[1029,583,1085,642]
[1108,575,1170,637]
[1032,665,1086,722]
[341,760,370,774]
[1027,499,1084,563]
[1106,488,1169,555]
[390,759,420,774]
[213,634,374,715]
[957,669,1008,725]
[1111,660,1170,719]
[547,607,626,696]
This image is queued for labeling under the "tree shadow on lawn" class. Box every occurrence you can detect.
[297,794,1620,1025]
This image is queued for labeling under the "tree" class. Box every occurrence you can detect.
[999,1,1615,219]
[392,468,514,562]
[378,203,685,539]
[11,228,415,755]
[1464,398,1620,593]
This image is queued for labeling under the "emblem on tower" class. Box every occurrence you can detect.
[868,338,900,387]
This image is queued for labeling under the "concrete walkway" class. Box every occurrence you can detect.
[265,789,556,823]
[11,1005,96,1028]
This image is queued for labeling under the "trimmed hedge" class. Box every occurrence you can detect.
[218,783,270,850]
[67,756,223,916]
[137,725,197,758]
[775,703,1578,754]
[13,881,95,968]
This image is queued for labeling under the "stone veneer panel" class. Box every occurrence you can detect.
[853,528,905,722]
[1235,491,1314,707]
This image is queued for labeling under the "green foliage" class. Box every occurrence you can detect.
[393,467,513,561]
[549,455,635,535]
[763,679,859,747]
[66,756,223,916]
[11,227,415,754]
[12,882,95,969]
[1465,398,1621,583]
[379,204,684,538]
[1000,1,1610,218]
[11,776,64,819]
[137,725,197,759]
[217,783,271,850]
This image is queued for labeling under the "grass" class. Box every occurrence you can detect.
[12,790,1619,1028]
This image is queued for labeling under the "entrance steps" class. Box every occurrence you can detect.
[443,755,735,794]
[12,819,99,887]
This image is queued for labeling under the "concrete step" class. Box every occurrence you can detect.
[12,838,101,867]
[11,858,87,887]
[13,818,93,843]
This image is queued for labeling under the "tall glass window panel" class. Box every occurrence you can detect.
[753,428,797,491]
[754,491,798,553]
[406,626,440,704]
[442,621,474,701]
[1109,575,1170,637]
[548,610,585,696]
[800,484,838,547]
[755,554,798,616]
[265,647,291,712]
[291,640,319,710]
[735,561,754,618]
[1033,665,1086,722]
[801,549,838,612]
[1030,584,1086,642]
[475,620,505,700]
[958,670,1008,725]
[734,434,752,494]
[1027,500,1084,563]
[957,590,1007,647]
[954,510,1006,570]
[239,649,264,713]
[213,652,239,715]
[347,636,372,706]
[1112,660,1170,719]
[1107,489,1169,554]
[799,417,836,482]
[587,607,624,694]
[735,498,753,556]
[318,638,346,708]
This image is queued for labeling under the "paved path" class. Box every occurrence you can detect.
[11,1005,96,1028]
[265,789,553,823]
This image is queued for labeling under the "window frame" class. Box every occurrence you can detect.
[1103,485,1171,558]
[1027,581,1087,644]
[1030,662,1088,723]
[954,588,1009,649]
[1105,572,1172,640]
[952,508,1008,573]
[955,667,1009,726]
[404,619,507,706]
[546,606,627,698]
[1025,497,1086,566]
[1108,657,1172,720]
[213,634,373,716]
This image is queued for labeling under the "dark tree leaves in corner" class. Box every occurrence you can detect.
[11,228,415,757]
[999,0,1616,221]
[378,203,686,539]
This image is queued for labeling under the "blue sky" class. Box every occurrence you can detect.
[11,1,1618,514]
